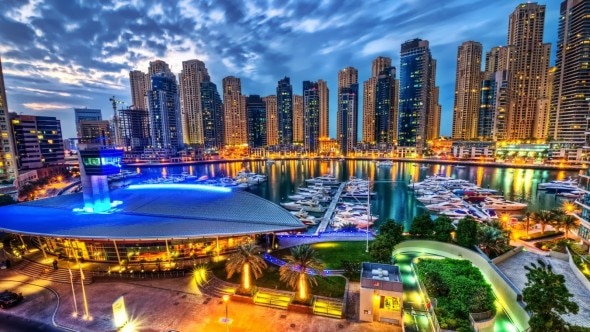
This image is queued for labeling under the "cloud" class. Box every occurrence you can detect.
[22,102,73,111]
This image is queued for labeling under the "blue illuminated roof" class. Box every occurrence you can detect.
[0,184,306,240]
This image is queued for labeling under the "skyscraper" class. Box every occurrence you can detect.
[201,81,224,150]
[375,67,398,144]
[148,60,172,76]
[362,77,377,144]
[74,108,102,139]
[223,76,247,146]
[179,59,210,146]
[337,67,359,155]
[506,2,551,139]
[119,107,150,151]
[0,56,17,182]
[452,41,483,140]
[303,81,321,153]
[318,80,330,139]
[398,39,438,149]
[246,95,267,148]
[276,77,293,146]
[10,114,64,171]
[147,72,183,150]
[129,70,148,110]
[264,95,279,146]
[549,0,590,144]
[293,95,304,144]
[478,71,509,140]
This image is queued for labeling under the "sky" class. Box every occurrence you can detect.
[0,0,560,140]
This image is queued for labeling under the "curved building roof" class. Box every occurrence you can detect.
[0,184,306,240]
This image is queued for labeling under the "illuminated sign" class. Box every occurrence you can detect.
[112,296,128,328]
[383,296,400,311]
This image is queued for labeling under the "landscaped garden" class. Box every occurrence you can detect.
[415,258,495,332]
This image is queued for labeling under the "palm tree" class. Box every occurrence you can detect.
[478,225,507,257]
[279,245,325,301]
[225,243,267,291]
[559,215,579,240]
[523,209,533,236]
[533,210,555,235]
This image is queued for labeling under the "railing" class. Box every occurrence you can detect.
[92,270,186,280]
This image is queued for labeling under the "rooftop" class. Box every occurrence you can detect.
[0,184,306,240]
[361,262,401,283]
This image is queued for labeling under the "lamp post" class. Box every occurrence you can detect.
[68,263,78,316]
[222,294,229,332]
[366,178,371,253]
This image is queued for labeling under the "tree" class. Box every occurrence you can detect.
[369,219,404,263]
[532,210,555,235]
[523,259,579,332]
[523,209,533,236]
[456,216,478,248]
[478,225,506,257]
[0,195,15,207]
[432,215,454,242]
[559,215,578,240]
[409,213,434,239]
[279,245,325,301]
[225,243,267,291]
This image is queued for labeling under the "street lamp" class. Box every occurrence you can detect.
[222,294,230,331]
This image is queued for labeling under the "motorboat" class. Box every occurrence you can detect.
[305,175,340,186]
[297,200,327,213]
[377,160,394,167]
[280,202,302,211]
[538,178,578,190]
[416,194,461,205]
[480,198,527,211]
[424,201,466,212]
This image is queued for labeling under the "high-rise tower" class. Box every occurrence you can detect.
[337,67,359,155]
[318,80,330,139]
[223,76,247,146]
[129,70,148,111]
[201,81,224,150]
[398,39,438,149]
[375,67,398,144]
[246,95,267,148]
[549,0,590,144]
[452,41,483,140]
[506,2,551,139]
[0,56,17,182]
[303,81,321,153]
[293,95,304,144]
[147,72,182,150]
[276,77,293,146]
[263,95,279,146]
[362,57,392,144]
[179,59,210,145]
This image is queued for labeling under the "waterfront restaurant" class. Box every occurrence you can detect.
[0,184,306,265]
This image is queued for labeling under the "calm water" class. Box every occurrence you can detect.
[125,160,580,230]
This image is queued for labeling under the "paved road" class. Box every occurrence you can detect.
[0,312,62,331]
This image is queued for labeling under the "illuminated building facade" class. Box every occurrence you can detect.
[147,72,182,151]
[78,120,112,146]
[276,77,293,146]
[179,59,210,145]
[303,81,320,153]
[201,81,224,150]
[223,76,247,146]
[263,95,278,146]
[375,66,398,144]
[0,56,17,182]
[293,94,304,144]
[10,114,64,171]
[246,95,267,148]
[118,108,150,152]
[337,67,359,156]
[452,41,483,140]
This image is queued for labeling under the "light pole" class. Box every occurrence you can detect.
[222,294,229,332]
[366,178,371,253]
[68,263,78,316]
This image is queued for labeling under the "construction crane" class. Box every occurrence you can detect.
[108,96,125,147]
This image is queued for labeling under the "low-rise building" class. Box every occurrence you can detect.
[359,262,403,327]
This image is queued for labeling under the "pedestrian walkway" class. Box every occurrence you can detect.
[316,183,346,234]
[496,250,590,327]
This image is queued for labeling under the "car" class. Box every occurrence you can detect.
[0,290,23,309]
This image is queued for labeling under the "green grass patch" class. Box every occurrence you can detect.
[519,230,564,241]
[415,258,495,332]
[209,261,346,298]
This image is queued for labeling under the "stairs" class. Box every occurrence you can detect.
[198,272,236,298]
[17,260,93,285]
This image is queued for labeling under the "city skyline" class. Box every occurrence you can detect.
[0,1,560,139]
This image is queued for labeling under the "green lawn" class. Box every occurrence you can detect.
[274,241,372,268]
[209,261,346,298]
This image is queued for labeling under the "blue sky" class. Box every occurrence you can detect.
[1,0,559,139]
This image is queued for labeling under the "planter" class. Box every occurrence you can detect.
[230,293,254,304]
[549,250,569,261]
[492,246,524,264]
[288,302,314,314]
[470,311,496,332]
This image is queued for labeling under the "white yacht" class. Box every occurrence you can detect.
[377,160,394,167]
[424,201,466,212]
[480,198,527,211]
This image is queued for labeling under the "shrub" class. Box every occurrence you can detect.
[519,230,563,241]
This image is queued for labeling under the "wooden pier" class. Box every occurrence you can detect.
[315,183,346,235]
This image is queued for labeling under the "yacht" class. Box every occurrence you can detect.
[480,198,527,211]
[305,175,340,186]
[377,160,394,167]
[538,178,578,191]
[424,201,466,212]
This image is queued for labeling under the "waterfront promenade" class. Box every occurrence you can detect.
[122,156,586,171]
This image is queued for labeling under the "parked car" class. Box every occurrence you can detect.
[0,290,23,309]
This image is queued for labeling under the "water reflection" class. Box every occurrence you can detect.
[126,160,580,227]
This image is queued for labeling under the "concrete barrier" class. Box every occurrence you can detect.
[492,246,524,265]
[566,247,590,293]
[549,250,570,261]
[392,240,529,332]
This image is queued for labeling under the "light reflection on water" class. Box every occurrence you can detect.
[126,160,580,229]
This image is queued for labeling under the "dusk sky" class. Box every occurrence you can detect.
[1,0,559,140]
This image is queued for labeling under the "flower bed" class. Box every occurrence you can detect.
[415,258,495,332]
[519,230,563,241]
[534,239,570,253]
